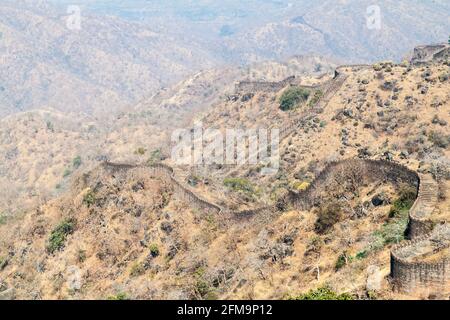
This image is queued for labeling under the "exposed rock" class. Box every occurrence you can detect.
[366,265,382,292]
[241,93,255,102]
[0,288,15,300]
[371,193,390,206]
[160,221,174,234]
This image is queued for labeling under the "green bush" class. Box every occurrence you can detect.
[130,262,145,277]
[377,212,409,245]
[335,252,352,271]
[195,279,211,298]
[77,249,87,263]
[62,156,82,178]
[63,168,72,178]
[363,190,413,254]
[314,201,343,234]
[187,175,200,187]
[308,90,324,107]
[0,212,7,225]
[46,121,54,132]
[291,285,354,300]
[355,250,368,260]
[72,156,82,169]
[83,190,96,207]
[149,243,160,257]
[279,87,311,111]
[373,64,382,71]
[223,177,255,194]
[389,184,416,218]
[147,149,165,165]
[46,218,76,254]
[135,147,147,156]
[107,292,129,300]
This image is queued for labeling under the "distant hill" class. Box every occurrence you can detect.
[0,1,448,118]
[0,1,218,118]
[50,0,450,65]
[227,0,450,64]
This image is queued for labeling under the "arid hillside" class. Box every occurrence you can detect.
[0,56,335,216]
[183,53,449,212]
[0,46,448,300]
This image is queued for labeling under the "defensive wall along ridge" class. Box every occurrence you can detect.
[102,61,448,296]
[101,157,448,295]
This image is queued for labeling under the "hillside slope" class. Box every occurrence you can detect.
[0,56,335,216]
[0,47,448,300]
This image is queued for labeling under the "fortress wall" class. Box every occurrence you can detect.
[336,64,371,72]
[390,252,449,294]
[102,58,448,295]
[169,175,222,214]
[102,162,222,215]
[288,158,445,295]
[408,175,439,239]
[234,63,367,95]
[433,46,450,60]
[235,76,323,94]
[279,73,348,140]
[102,156,446,296]
[235,76,297,93]
[290,159,419,210]
[409,219,435,239]
[233,205,275,221]
[390,229,450,294]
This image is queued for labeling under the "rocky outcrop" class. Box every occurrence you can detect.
[410,44,450,65]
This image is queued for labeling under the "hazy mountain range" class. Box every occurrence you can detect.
[0,0,448,118]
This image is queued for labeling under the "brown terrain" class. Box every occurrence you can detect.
[0,44,449,300]
[0,55,335,216]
